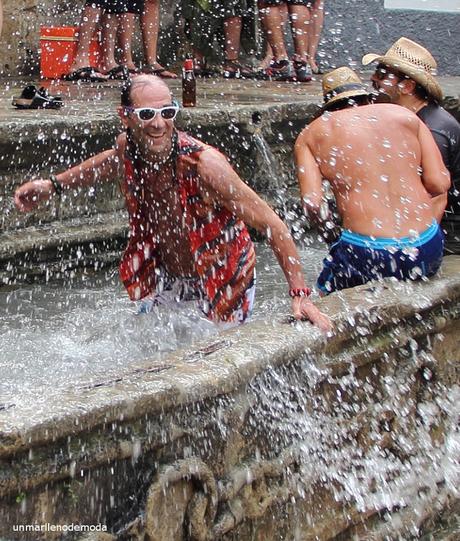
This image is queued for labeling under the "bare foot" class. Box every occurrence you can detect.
[309,59,323,75]
[142,62,178,78]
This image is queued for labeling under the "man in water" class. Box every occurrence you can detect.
[363,37,460,254]
[294,67,450,295]
[14,75,330,330]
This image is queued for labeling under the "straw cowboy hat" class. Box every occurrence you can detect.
[321,67,371,110]
[362,37,443,102]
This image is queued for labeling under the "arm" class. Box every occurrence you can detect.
[14,134,125,213]
[418,121,450,222]
[198,149,331,332]
[294,128,340,243]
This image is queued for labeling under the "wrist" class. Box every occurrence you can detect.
[49,174,63,196]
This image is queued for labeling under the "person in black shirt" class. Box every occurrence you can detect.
[363,37,460,254]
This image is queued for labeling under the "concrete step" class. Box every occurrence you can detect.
[0,210,128,285]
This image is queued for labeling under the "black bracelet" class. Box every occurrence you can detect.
[49,174,63,196]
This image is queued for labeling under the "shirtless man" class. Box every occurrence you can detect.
[363,37,460,254]
[294,67,450,295]
[14,75,330,330]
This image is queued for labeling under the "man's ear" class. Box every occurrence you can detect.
[118,106,129,129]
[400,78,416,96]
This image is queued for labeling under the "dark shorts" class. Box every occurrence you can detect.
[181,0,248,57]
[258,0,316,7]
[85,0,144,14]
[317,220,444,295]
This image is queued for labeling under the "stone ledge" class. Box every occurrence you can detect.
[0,256,458,461]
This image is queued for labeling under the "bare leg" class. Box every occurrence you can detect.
[258,3,287,68]
[288,4,310,61]
[258,2,289,61]
[100,12,120,72]
[223,15,242,61]
[141,0,176,76]
[119,12,137,70]
[307,0,324,71]
[258,43,273,70]
[69,5,103,72]
[141,0,159,65]
[193,48,206,71]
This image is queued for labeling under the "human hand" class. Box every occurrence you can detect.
[14,179,54,212]
[291,296,332,333]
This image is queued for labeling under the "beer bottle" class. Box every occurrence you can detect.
[182,58,196,108]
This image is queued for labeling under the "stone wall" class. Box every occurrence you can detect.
[1,0,460,76]
[0,256,459,539]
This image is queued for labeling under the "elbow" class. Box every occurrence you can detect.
[427,172,451,198]
[440,169,452,194]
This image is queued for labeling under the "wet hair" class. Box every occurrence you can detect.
[413,82,432,102]
[121,77,134,107]
[120,75,172,107]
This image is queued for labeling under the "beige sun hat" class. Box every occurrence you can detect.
[321,67,371,110]
[362,37,443,102]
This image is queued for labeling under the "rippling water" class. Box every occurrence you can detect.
[0,243,326,406]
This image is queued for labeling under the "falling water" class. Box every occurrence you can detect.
[0,244,326,413]
[247,351,460,532]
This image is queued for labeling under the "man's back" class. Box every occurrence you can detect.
[305,103,439,237]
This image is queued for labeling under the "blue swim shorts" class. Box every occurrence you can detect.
[317,220,444,295]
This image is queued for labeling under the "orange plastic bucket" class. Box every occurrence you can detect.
[40,26,101,79]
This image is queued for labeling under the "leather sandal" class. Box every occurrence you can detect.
[12,85,63,109]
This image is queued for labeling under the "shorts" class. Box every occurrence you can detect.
[181,0,248,57]
[85,0,144,15]
[137,269,256,324]
[258,0,314,7]
[317,220,444,295]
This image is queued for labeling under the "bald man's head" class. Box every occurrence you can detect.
[121,75,172,107]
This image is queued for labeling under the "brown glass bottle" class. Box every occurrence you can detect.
[182,58,196,108]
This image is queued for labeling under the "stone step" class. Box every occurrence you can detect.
[0,210,128,285]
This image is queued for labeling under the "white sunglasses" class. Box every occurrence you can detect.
[124,102,179,121]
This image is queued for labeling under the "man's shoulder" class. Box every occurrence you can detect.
[372,103,416,120]
[302,115,330,139]
[418,103,460,136]
[177,131,214,154]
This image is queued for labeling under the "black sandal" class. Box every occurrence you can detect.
[105,65,130,80]
[12,85,63,109]
[222,60,257,80]
[140,64,178,78]
[62,67,108,82]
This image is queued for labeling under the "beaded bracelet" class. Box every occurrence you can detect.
[49,174,63,196]
[289,287,312,298]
